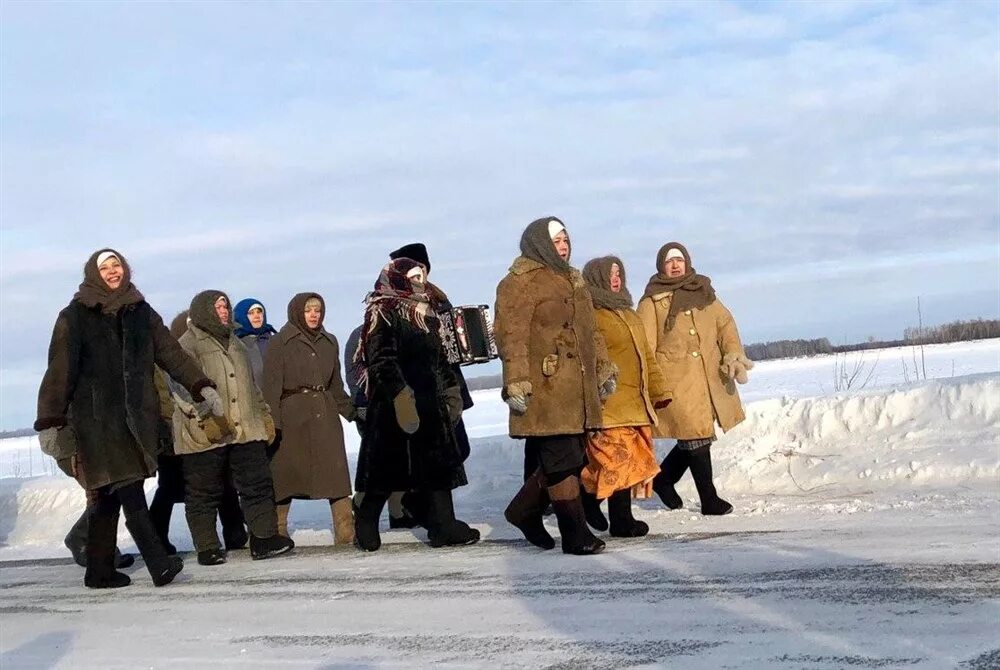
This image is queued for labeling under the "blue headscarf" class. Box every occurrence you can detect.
[233,297,277,338]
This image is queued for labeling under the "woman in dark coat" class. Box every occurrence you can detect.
[35,248,217,588]
[262,293,357,544]
[353,258,479,551]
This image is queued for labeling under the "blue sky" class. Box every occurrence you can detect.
[1,1,998,429]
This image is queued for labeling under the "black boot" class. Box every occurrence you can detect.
[197,549,228,566]
[689,446,733,516]
[84,506,131,589]
[65,509,90,567]
[426,490,480,548]
[504,469,555,550]
[652,446,689,510]
[122,503,184,587]
[148,492,178,555]
[580,488,608,531]
[220,484,249,550]
[608,489,649,538]
[399,490,430,529]
[354,493,388,552]
[548,476,605,556]
[249,534,294,560]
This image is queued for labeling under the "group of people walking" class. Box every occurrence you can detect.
[35,216,753,589]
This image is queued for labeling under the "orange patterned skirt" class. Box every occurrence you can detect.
[581,426,660,500]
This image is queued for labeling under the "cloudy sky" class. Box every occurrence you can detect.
[1,1,998,429]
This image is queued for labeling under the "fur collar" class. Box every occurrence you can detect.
[508,256,587,288]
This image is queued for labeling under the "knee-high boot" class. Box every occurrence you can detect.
[504,468,555,550]
[688,446,733,516]
[608,488,649,537]
[547,475,605,556]
[652,446,689,510]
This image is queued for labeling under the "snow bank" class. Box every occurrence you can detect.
[712,373,1000,496]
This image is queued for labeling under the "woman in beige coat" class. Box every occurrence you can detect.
[263,293,357,544]
[637,243,753,515]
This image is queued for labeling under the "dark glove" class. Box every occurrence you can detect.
[356,406,367,422]
[393,386,420,434]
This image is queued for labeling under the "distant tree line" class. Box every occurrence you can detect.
[744,318,1000,362]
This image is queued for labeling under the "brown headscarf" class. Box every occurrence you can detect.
[73,248,145,315]
[582,256,633,310]
[169,311,190,340]
[288,292,327,341]
[189,290,233,344]
[519,216,573,276]
[642,242,716,332]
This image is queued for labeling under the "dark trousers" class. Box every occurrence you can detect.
[182,442,277,552]
[149,453,245,548]
[87,480,170,578]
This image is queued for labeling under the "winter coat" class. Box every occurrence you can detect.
[637,292,747,439]
[593,307,670,429]
[35,300,210,490]
[172,324,272,454]
[263,322,354,501]
[237,331,273,387]
[355,311,467,494]
[493,256,613,438]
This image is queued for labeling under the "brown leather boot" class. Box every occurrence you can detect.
[504,468,555,550]
[275,503,290,538]
[331,497,356,544]
[547,475,605,556]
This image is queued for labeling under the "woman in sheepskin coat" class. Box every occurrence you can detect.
[494,216,616,556]
[637,242,753,516]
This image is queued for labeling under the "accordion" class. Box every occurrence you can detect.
[438,304,499,366]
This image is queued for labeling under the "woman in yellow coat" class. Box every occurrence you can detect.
[637,243,754,515]
[580,257,672,536]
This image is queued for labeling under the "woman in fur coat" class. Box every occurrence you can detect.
[494,217,617,556]
[579,256,672,537]
[353,258,479,551]
[262,293,357,545]
[35,248,217,588]
[637,243,753,515]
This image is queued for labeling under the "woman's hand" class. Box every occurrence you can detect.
[503,381,532,414]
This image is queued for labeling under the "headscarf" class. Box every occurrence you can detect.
[642,242,716,332]
[233,298,277,338]
[519,216,572,276]
[73,248,145,315]
[353,258,434,392]
[189,290,234,344]
[287,292,328,341]
[582,256,634,310]
[169,311,190,340]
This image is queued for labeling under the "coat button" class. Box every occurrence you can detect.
[689,328,696,336]
[692,351,700,358]
[229,373,235,378]
[684,310,692,315]
[567,352,575,359]
[231,398,237,403]
[563,322,570,329]
[311,352,316,357]
[315,414,321,418]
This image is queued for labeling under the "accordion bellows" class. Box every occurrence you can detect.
[438,305,499,366]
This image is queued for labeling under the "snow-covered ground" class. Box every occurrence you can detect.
[1,339,998,668]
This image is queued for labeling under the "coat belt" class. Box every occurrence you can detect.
[280,385,327,400]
